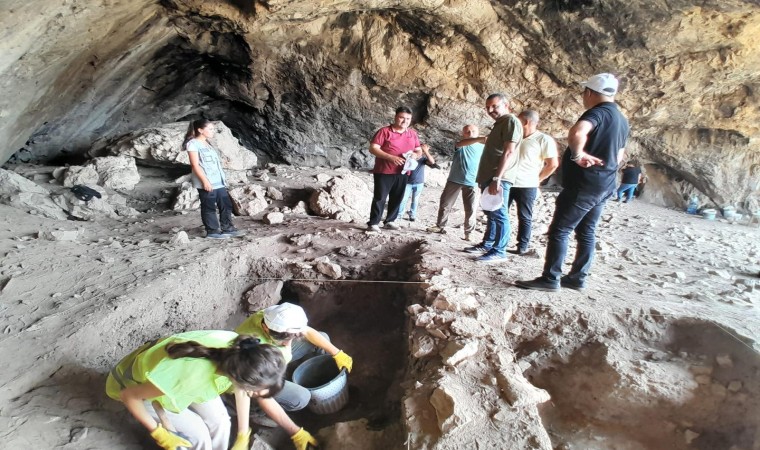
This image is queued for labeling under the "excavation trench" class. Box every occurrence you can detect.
[516,310,760,450]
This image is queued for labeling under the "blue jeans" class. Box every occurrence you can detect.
[617,183,637,202]
[399,183,424,219]
[542,188,612,283]
[197,188,234,234]
[479,181,512,256]
[508,187,538,252]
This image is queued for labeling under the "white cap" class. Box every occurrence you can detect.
[263,303,308,333]
[581,73,619,96]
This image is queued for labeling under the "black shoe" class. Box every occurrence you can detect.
[560,276,586,291]
[507,248,529,256]
[514,277,560,292]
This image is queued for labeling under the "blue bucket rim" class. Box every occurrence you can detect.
[292,354,348,391]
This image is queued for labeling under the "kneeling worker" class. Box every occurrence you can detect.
[105,330,318,450]
[236,303,354,411]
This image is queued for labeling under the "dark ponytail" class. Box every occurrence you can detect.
[182,119,212,150]
[167,335,285,396]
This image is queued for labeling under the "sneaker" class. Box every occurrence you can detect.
[384,221,400,230]
[514,277,560,292]
[560,276,586,291]
[463,243,491,254]
[426,226,446,234]
[221,228,246,237]
[206,232,231,239]
[507,248,529,256]
[367,224,381,232]
[475,251,508,263]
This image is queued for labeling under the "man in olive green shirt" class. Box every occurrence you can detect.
[461,93,523,263]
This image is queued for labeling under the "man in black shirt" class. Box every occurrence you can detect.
[616,162,643,202]
[516,73,630,292]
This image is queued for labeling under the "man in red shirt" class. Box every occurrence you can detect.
[367,106,423,231]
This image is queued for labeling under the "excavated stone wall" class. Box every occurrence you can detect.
[2,0,759,209]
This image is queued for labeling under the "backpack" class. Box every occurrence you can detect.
[70,185,102,202]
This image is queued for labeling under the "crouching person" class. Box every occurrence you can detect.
[106,330,318,450]
[236,303,354,412]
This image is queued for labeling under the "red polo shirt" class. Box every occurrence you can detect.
[370,125,421,174]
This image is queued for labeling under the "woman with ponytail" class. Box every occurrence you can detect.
[106,330,317,450]
[183,119,244,239]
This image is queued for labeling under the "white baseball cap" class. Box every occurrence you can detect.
[581,73,619,96]
[263,303,308,333]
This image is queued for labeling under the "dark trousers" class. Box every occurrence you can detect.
[542,188,611,283]
[369,173,408,225]
[507,187,538,252]
[198,188,234,234]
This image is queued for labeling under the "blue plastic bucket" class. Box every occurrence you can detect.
[292,355,348,414]
[702,209,716,220]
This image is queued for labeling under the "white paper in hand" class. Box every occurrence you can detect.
[402,152,419,173]
[480,186,503,211]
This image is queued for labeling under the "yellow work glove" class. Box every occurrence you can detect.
[291,427,318,450]
[332,350,353,373]
[231,429,251,450]
[149,424,191,450]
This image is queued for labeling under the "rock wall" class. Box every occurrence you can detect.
[1,0,758,208]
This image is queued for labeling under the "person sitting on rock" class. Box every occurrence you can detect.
[398,143,437,222]
[236,303,353,413]
[426,124,484,240]
[105,330,318,450]
[184,119,245,239]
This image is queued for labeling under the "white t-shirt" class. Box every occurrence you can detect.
[511,131,558,188]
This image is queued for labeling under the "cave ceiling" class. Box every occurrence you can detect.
[1,0,758,205]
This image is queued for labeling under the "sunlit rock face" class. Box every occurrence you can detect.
[2,0,758,208]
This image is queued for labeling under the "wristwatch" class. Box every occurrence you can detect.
[492,177,501,182]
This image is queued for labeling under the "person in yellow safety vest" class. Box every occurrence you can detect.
[236,303,354,413]
[106,330,318,450]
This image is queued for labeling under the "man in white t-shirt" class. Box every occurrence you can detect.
[507,110,559,255]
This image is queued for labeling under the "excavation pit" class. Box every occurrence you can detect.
[525,318,760,450]
[251,273,412,448]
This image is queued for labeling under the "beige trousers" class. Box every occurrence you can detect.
[437,181,477,233]
[144,397,231,450]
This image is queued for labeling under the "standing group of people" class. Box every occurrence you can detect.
[367,73,630,292]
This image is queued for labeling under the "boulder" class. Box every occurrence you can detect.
[309,174,372,223]
[86,156,141,190]
[168,231,190,245]
[243,281,283,312]
[91,121,257,171]
[172,182,200,211]
[0,169,68,220]
[229,184,268,216]
[51,185,139,220]
[61,166,99,188]
[263,212,284,224]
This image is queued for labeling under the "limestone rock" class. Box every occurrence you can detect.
[92,121,257,171]
[411,330,437,358]
[0,169,67,220]
[440,340,478,366]
[291,201,309,215]
[168,231,190,245]
[229,184,268,216]
[429,383,471,433]
[309,174,372,223]
[263,212,284,224]
[173,182,200,211]
[243,281,283,312]
[267,186,284,201]
[87,156,141,190]
[316,419,402,450]
[314,257,342,279]
[51,186,139,220]
[39,229,81,241]
[61,166,99,188]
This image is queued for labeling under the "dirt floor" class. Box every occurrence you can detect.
[0,164,758,450]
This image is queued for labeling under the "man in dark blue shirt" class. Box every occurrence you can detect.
[616,163,643,202]
[516,73,630,292]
